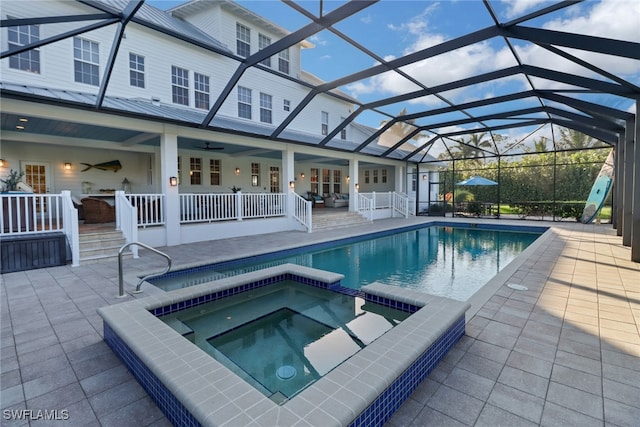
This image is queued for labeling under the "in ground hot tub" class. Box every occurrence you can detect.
[99,264,469,426]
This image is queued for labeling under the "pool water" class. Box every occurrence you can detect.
[151,225,542,300]
[159,280,410,402]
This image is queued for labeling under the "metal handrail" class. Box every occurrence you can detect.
[117,242,172,297]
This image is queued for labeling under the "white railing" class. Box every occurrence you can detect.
[357,193,373,222]
[180,193,237,223]
[242,192,286,218]
[117,191,139,258]
[127,193,165,227]
[392,192,410,218]
[1,192,80,266]
[1,193,65,236]
[179,192,287,224]
[61,191,79,267]
[292,191,312,232]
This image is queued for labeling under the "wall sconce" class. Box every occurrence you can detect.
[289,180,295,189]
[346,176,350,183]
[355,183,359,191]
[169,176,178,186]
[64,162,72,170]
[235,167,240,175]
[0,159,5,167]
[422,174,427,180]
[299,172,305,179]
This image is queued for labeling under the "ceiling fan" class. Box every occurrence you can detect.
[196,142,224,151]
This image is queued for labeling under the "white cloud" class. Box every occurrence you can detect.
[346,1,639,104]
[515,1,640,80]
[500,0,550,19]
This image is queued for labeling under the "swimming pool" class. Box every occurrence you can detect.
[159,280,410,403]
[100,264,469,426]
[150,223,544,301]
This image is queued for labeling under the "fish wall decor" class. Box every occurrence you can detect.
[80,160,122,172]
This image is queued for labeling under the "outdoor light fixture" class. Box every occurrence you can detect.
[0,159,5,167]
[235,167,240,175]
[289,181,295,189]
[422,174,427,180]
[300,172,305,179]
[355,183,359,191]
[169,176,178,186]
[64,162,72,170]
[346,176,350,183]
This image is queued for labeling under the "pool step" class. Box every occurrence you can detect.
[79,230,131,264]
[312,211,370,231]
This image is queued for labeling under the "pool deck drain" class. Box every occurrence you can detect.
[1,216,638,426]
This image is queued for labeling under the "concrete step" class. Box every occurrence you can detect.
[312,212,369,231]
[79,230,128,263]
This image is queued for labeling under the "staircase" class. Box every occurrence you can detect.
[79,229,128,264]
[312,210,370,231]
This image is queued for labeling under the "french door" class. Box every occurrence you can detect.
[21,161,51,214]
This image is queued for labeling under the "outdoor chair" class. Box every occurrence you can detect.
[81,197,116,223]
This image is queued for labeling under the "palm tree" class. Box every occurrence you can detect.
[378,107,420,149]
[525,136,549,153]
[557,128,595,150]
[448,133,492,162]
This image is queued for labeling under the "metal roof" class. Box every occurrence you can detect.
[1,0,638,163]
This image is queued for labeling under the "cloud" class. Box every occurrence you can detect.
[515,1,640,80]
[360,14,373,25]
[346,1,639,104]
[308,35,327,47]
[500,0,550,19]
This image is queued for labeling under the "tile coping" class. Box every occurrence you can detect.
[99,263,470,426]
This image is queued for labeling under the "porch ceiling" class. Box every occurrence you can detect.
[0,0,638,163]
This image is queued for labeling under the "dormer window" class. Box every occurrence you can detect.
[278,49,289,75]
[236,23,250,58]
[258,34,271,67]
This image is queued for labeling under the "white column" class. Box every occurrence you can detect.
[395,165,404,193]
[160,127,180,246]
[282,148,295,219]
[349,158,359,211]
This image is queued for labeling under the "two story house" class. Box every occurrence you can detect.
[1,0,438,253]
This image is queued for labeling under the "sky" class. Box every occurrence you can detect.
[146,0,640,150]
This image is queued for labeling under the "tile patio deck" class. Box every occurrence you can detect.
[1,217,638,426]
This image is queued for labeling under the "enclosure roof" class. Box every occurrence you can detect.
[0,0,638,163]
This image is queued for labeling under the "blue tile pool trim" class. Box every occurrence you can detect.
[149,222,547,285]
[150,274,418,318]
[349,314,466,427]
[103,323,201,427]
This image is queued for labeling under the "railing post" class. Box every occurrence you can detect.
[236,191,243,221]
[61,191,80,267]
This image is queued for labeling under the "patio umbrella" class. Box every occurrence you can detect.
[456,176,498,186]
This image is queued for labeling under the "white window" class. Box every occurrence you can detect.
[129,53,144,88]
[74,37,99,86]
[260,93,272,124]
[236,23,250,57]
[340,117,347,140]
[283,99,290,112]
[190,157,201,185]
[210,159,221,185]
[251,162,260,187]
[278,48,289,74]
[238,86,252,119]
[171,66,189,106]
[258,34,271,67]
[194,72,210,110]
[8,17,40,73]
[321,111,329,135]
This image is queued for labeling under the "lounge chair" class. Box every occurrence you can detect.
[81,197,116,223]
